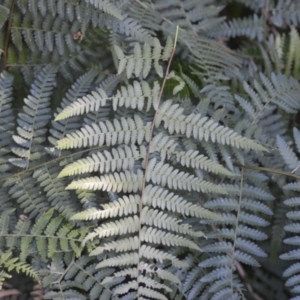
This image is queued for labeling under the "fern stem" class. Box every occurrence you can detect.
[73,261,116,298]
[230,167,244,297]
[136,26,179,296]
[0,145,108,183]
[237,164,300,181]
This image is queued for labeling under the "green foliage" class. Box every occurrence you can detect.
[1,0,300,299]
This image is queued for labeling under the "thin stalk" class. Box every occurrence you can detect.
[136,26,179,298]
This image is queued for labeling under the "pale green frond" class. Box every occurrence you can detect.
[277,135,300,172]
[242,199,273,215]
[114,37,173,78]
[202,241,233,254]
[284,263,300,277]
[156,100,267,152]
[146,158,227,194]
[210,14,265,41]
[205,198,238,211]
[96,252,138,269]
[71,195,140,220]
[0,208,15,236]
[292,128,300,154]
[221,183,275,201]
[0,270,11,289]
[139,275,172,293]
[113,280,138,295]
[0,5,9,29]
[55,88,109,121]
[150,133,233,176]
[31,209,55,235]
[139,286,168,300]
[58,145,146,177]
[84,0,123,20]
[2,2,300,299]
[284,182,300,191]
[144,185,220,219]
[9,65,58,168]
[280,249,300,261]
[271,1,300,26]
[175,149,234,176]
[66,170,144,192]
[284,198,300,207]
[55,81,160,121]
[0,252,39,282]
[239,212,270,227]
[243,73,300,117]
[83,215,139,243]
[56,115,150,149]
[0,72,14,160]
[138,263,180,284]
[141,227,201,251]
[199,255,231,268]
[90,236,139,256]
[236,238,267,257]
[141,207,205,237]
[140,245,187,268]
[101,267,138,285]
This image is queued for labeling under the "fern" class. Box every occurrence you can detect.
[1,0,300,299]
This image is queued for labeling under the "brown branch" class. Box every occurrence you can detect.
[235,163,300,181]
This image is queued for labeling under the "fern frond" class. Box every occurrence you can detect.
[140,245,187,268]
[156,100,267,151]
[141,207,205,238]
[84,0,123,20]
[242,73,300,119]
[59,145,145,177]
[210,14,265,41]
[0,5,9,29]
[144,185,220,219]
[0,251,39,282]
[0,270,11,289]
[140,227,201,251]
[97,252,138,268]
[9,65,57,168]
[55,81,160,121]
[146,159,227,194]
[113,37,173,78]
[277,135,300,173]
[71,195,140,220]
[271,0,300,26]
[150,133,234,176]
[0,72,13,162]
[66,170,144,192]
[83,216,139,243]
[90,237,139,256]
[56,115,150,149]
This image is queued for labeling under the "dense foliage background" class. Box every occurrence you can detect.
[1,0,300,299]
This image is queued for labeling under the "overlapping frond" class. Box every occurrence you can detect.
[236,73,300,122]
[9,66,57,168]
[1,0,299,298]
[55,81,160,121]
[0,209,87,261]
[0,5,9,30]
[198,167,272,298]
[0,72,14,172]
[156,100,267,151]
[278,129,300,297]
[271,0,300,26]
[210,14,265,41]
[113,37,173,78]
[56,115,150,149]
